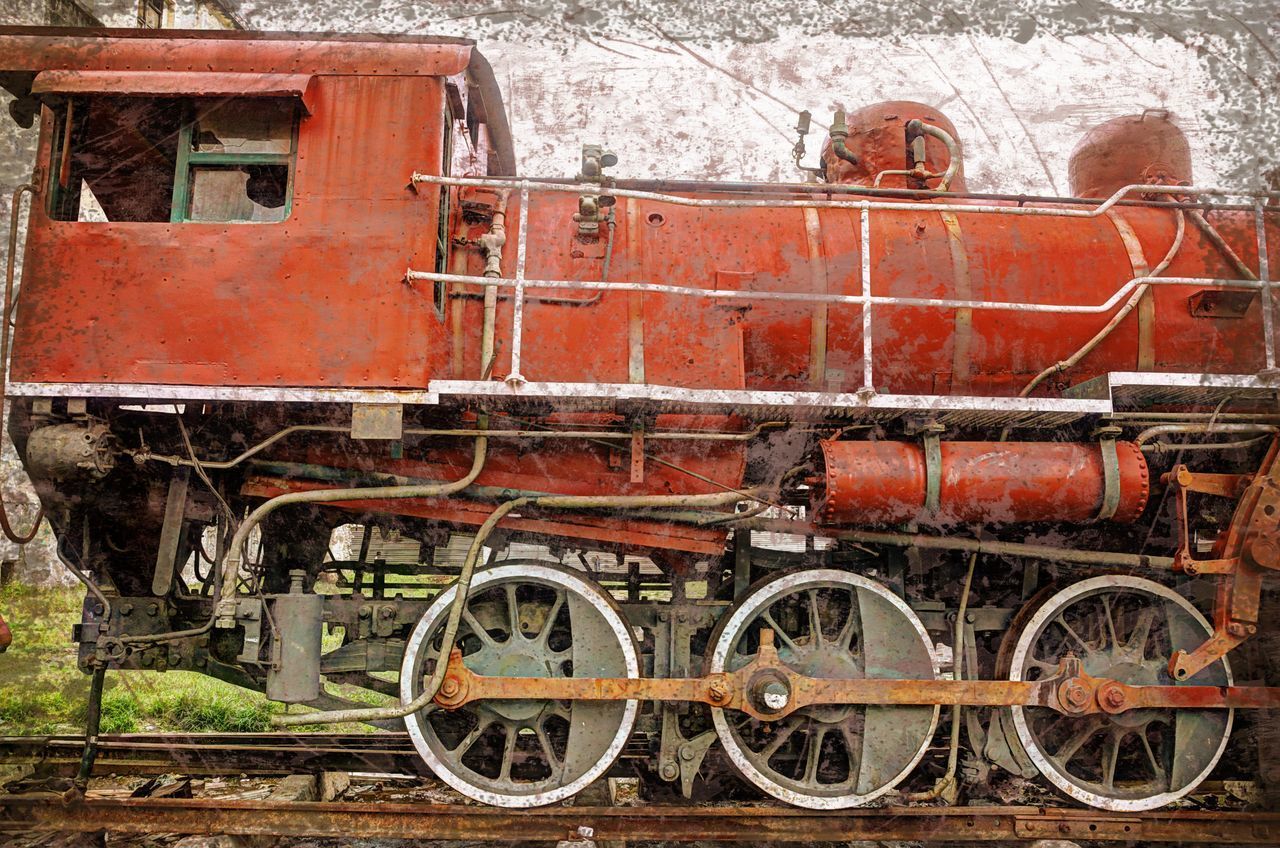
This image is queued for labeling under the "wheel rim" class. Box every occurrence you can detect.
[708,569,939,808]
[1008,576,1232,811]
[400,562,639,807]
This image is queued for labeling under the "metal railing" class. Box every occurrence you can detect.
[407,174,1278,409]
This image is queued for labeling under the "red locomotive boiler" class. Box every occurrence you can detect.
[1,27,1278,812]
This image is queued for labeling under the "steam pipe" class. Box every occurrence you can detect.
[215,427,491,626]
[273,486,758,727]
[1134,422,1279,446]
[479,190,511,379]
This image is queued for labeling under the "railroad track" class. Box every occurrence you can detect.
[2,734,1278,844]
[0,732,430,777]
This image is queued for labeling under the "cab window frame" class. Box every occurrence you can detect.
[45,94,300,225]
[171,98,300,224]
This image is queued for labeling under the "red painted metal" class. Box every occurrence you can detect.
[30,70,318,112]
[1069,112,1193,198]
[814,440,1150,525]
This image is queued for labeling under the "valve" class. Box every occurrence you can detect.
[575,143,617,237]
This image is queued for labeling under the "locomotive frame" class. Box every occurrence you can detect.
[2,26,1280,815]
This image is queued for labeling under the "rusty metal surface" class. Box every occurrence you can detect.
[433,635,1280,719]
[814,438,1150,525]
[0,733,431,778]
[1,795,1277,843]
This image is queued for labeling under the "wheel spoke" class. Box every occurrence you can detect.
[498,722,518,781]
[840,719,862,781]
[1139,725,1167,784]
[757,716,802,760]
[505,584,521,636]
[1100,594,1119,651]
[802,725,827,785]
[1125,607,1157,656]
[1054,617,1092,654]
[1101,730,1124,791]
[535,718,562,771]
[836,590,859,651]
[807,590,825,648]
[1051,716,1105,765]
[534,591,566,647]
[761,611,803,655]
[461,607,499,649]
[451,714,495,756]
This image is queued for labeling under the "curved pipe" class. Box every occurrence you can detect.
[1134,422,1279,446]
[273,486,758,727]
[1,183,43,545]
[215,430,490,623]
[1020,210,1187,397]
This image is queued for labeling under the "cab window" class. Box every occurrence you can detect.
[49,96,298,224]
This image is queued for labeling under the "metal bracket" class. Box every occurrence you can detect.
[234,598,265,664]
[351,403,403,440]
[1094,426,1123,521]
[920,423,945,513]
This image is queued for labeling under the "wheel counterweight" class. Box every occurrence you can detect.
[1007,576,1233,811]
[707,569,939,808]
[400,562,639,807]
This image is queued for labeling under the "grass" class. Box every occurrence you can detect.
[0,582,388,735]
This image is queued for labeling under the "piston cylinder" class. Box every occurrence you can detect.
[813,440,1149,526]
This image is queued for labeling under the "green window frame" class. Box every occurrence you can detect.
[45,95,299,224]
[170,99,300,224]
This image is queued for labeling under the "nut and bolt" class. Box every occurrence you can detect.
[439,678,461,698]
[660,762,679,780]
[1061,681,1091,712]
[707,681,730,705]
[1100,686,1126,710]
[146,603,159,617]
[1228,621,1248,638]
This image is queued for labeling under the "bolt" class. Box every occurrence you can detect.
[660,762,679,780]
[657,611,668,622]
[1228,621,1247,638]
[195,657,207,668]
[93,603,104,616]
[439,678,460,698]
[120,603,133,616]
[707,681,730,705]
[1061,681,1091,712]
[146,603,158,617]
[678,745,695,762]
[1101,686,1126,710]
[378,606,395,620]
[359,605,371,619]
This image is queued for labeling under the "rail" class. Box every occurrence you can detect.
[3,794,1277,843]
[407,176,1278,411]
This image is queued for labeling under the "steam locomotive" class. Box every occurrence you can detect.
[1,27,1278,812]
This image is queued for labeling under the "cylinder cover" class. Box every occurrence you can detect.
[813,440,1149,526]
